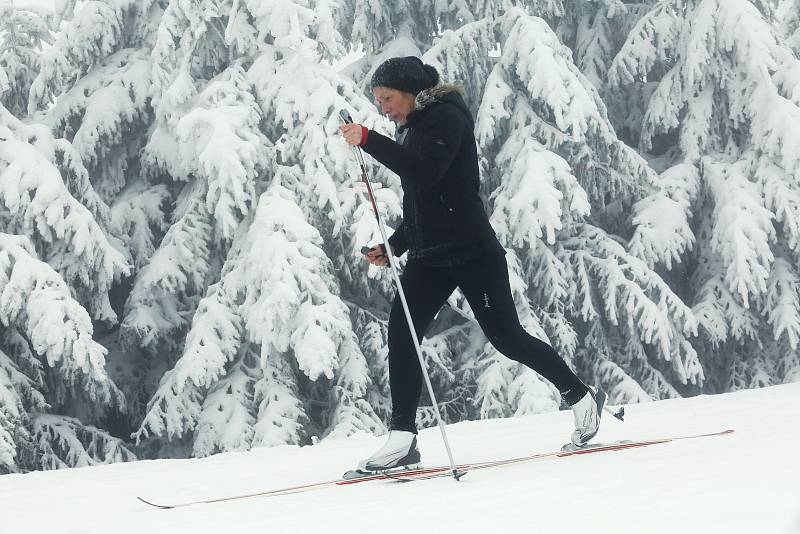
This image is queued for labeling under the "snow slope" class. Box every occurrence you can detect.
[1,383,798,534]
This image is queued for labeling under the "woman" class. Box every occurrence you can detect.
[340,56,605,471]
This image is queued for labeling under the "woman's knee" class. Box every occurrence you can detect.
[484,325,528,357]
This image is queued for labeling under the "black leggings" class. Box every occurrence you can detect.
[387,253,588,433]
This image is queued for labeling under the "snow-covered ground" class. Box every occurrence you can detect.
[1,383,798,534]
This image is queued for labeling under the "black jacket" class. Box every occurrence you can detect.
[362,84,500,261]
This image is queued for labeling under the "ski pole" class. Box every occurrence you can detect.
[339,109,465,481]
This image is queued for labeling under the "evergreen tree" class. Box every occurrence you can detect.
[0,232,131,472]
[0,3,144,471]
[608,0,800,390]
[130,0,391,456]
[0,0,162,471]
[490,9,698,403]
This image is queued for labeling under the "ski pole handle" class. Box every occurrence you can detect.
[360,245,387,259]
[339,109,353,124]
[339,108,369,170]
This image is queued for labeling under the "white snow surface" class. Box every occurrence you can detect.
[1,383,798,534]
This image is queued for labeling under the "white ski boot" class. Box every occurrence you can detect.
[570,388,606,447]
[359,430,421,471]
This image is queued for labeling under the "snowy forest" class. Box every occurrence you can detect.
[1,0,799,473]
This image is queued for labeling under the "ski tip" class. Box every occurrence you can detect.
[137,496,174,509]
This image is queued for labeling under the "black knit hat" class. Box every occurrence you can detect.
[370,56,440,95]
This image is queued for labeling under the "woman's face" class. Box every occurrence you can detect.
[372,87,416,125]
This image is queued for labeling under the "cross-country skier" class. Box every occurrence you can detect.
[340,56,606,471]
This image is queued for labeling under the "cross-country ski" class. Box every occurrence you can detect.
[136,428,734,509]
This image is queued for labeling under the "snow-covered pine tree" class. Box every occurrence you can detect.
[336,0,410,59]
[0,0,155,470]
[10,0,176,441]
[0,232,132,472]
[0,104,131,326]
[246,29,409,439]
[609,0,800,390]
[477,8,700,406]
[554,0,653,94]
[116,1,276,449]
[27,0,164,223]
[130,0,396,457]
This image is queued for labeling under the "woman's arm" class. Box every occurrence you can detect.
[361,104,467,191]
[387,220,409,256]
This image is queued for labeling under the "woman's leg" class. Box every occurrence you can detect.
[387,260,457,432]
[453,253,588,406]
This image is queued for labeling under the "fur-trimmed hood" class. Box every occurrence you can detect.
[403,83,472,130]
[414,83,466,110]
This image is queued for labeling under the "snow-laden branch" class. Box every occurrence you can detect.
[28,0,134,113]
[32,413,136,469]
[563,224,700,383]
[0,110,130,323]
[0,233,122,405]
[122,180,213,349]
[145,62,270,239]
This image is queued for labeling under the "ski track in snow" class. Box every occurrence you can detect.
[1,383,798,534]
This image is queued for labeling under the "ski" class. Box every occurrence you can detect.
[398,428,735,482]
[137,428,733,509]
[136,464,461,509]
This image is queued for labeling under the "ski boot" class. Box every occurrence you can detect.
[359,430,421,471]
[570,387,606,447]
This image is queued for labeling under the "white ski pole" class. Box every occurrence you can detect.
[339,109,464,480]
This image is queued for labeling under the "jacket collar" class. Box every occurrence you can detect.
[400,84,467,131]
